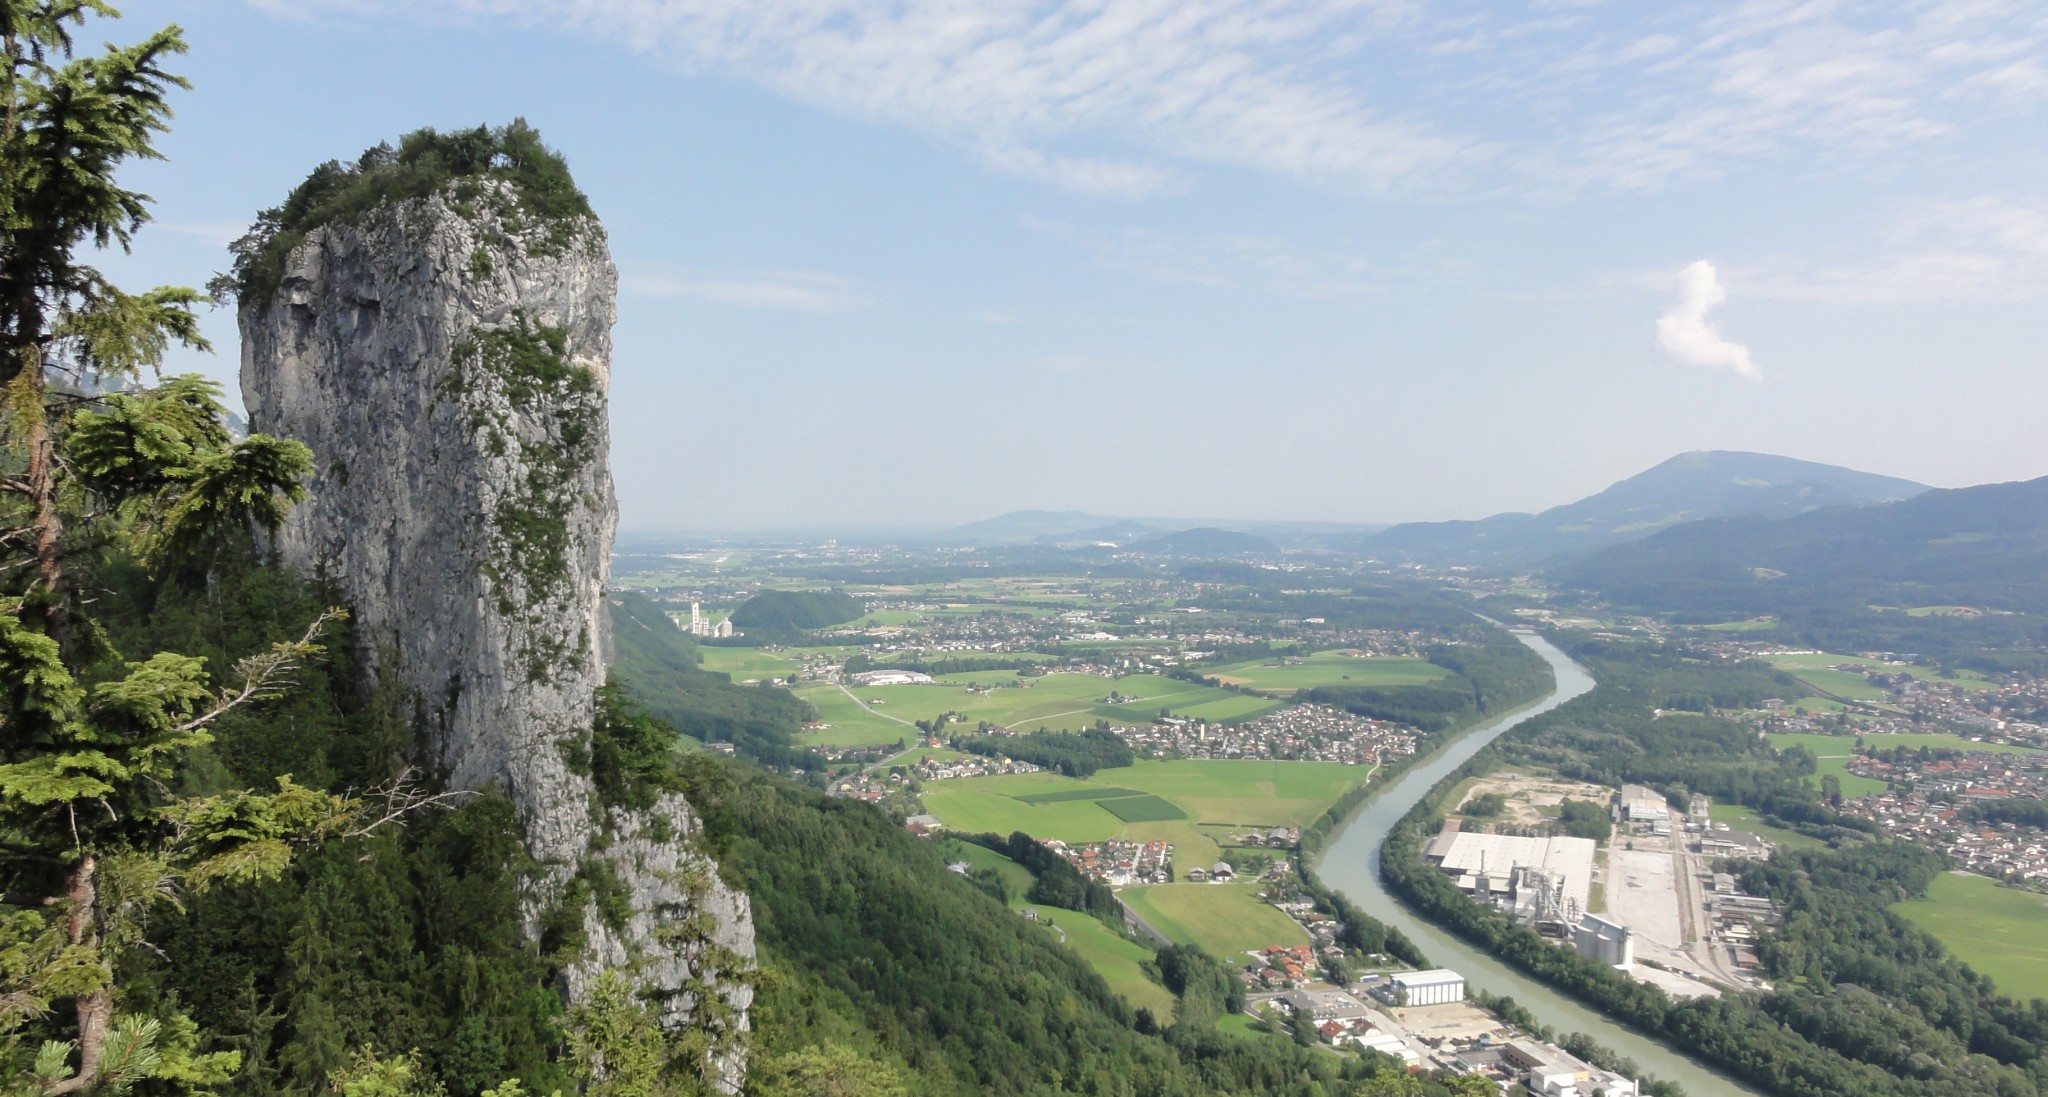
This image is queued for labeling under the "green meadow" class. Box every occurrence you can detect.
[941,840,1175,1015]
[792,672,1283,748]
[1121,881,1309,957]
[1706,803,1830,852]
[1701,619,1778,632]
[1768,652,1999,699]
[789,686,917,748]
[922,759,1369,892]
[1203,650,1448,696]
[1894,873,2048,1003]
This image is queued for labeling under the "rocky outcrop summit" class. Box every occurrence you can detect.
[239,169,751,1086]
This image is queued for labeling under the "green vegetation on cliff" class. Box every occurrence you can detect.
[453,313,603,639]
[225,119,594,305]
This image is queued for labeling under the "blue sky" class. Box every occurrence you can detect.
[108,1,2048,531]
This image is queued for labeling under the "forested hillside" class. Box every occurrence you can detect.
[607,591,815,762]
[1554,476,2048,669]
[728,589,865,632]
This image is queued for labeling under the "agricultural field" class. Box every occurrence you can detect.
[1765,732,2048,799]
[1706,803,1829,852]
[696,647,804,680]
[1700,619,1778,632]
[792,672,1281,749]
[944,838,1035,896]
[1768,652,2000,698]
[921,759,1369,888]
[697,645,859,681]
[1894,873,2048,1003]
[788,685,917,748]
[1763,735,1887,798]
[921,773,1129,844]
[1121,881,1309,957]
[1036,909,1176,1015]
[1203,650,1448,697]
[918,604,1060,619]
[1784,667,1890,702]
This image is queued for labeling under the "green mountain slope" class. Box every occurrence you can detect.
[1369,450,1928,566]
[1553,475,2048,663]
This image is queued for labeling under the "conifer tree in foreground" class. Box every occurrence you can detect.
[0,4,373,1091]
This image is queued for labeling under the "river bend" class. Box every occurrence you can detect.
[1314,630,1763,1097]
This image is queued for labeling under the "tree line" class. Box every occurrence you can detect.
[953,727,1135,778]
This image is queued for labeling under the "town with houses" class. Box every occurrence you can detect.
[634,571,2048,1091]
[1116,703,1417,765]
[1728,648,2048,889]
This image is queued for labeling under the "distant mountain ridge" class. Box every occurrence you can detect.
[938,510,1123,544]
[935,511,1379,550]
[1126,526,1280,559]
[1366,451,1928,566]
[1554,474,2048,619]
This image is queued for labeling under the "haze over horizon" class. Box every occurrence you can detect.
[111,2,2048,530]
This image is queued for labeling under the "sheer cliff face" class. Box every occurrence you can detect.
[239,185,751,1084]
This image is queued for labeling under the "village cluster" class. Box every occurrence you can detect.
[1729,651,2048,890]
[1840,788,2048,884]
[1038,838,1175,886]
[1111,704,1417,764]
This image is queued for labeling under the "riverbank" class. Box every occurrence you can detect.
[1310,630,1768,1097]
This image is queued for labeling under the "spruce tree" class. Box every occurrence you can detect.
[0,5,402,1092]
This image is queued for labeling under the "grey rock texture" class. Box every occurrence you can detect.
[239,184,751,1087]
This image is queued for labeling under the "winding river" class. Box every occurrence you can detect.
[1313,630,1763,1096]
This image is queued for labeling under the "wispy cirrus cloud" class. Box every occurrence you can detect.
[621,267,869,312]
[1024,216,1380,298]
[245,1,2045,198]
[1730,193,2048,304]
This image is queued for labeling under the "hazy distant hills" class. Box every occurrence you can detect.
[1126,526,1280,559]
[1364,451,1929,567]
[938,510,1129,544]
[933,511,1372,553]
[1554,475,2048,619]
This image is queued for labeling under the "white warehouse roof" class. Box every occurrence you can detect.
[1391,969,1465,987]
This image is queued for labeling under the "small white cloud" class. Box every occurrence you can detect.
[621,269,868,312]
[1656,260,1758,379]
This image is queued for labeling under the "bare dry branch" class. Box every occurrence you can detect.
[174,607,346,734]
[337,766,475,838]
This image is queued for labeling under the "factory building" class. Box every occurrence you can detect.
[1424,830,1596,929]
[1574,913,1635,967]
[1387,969,1466,1006]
